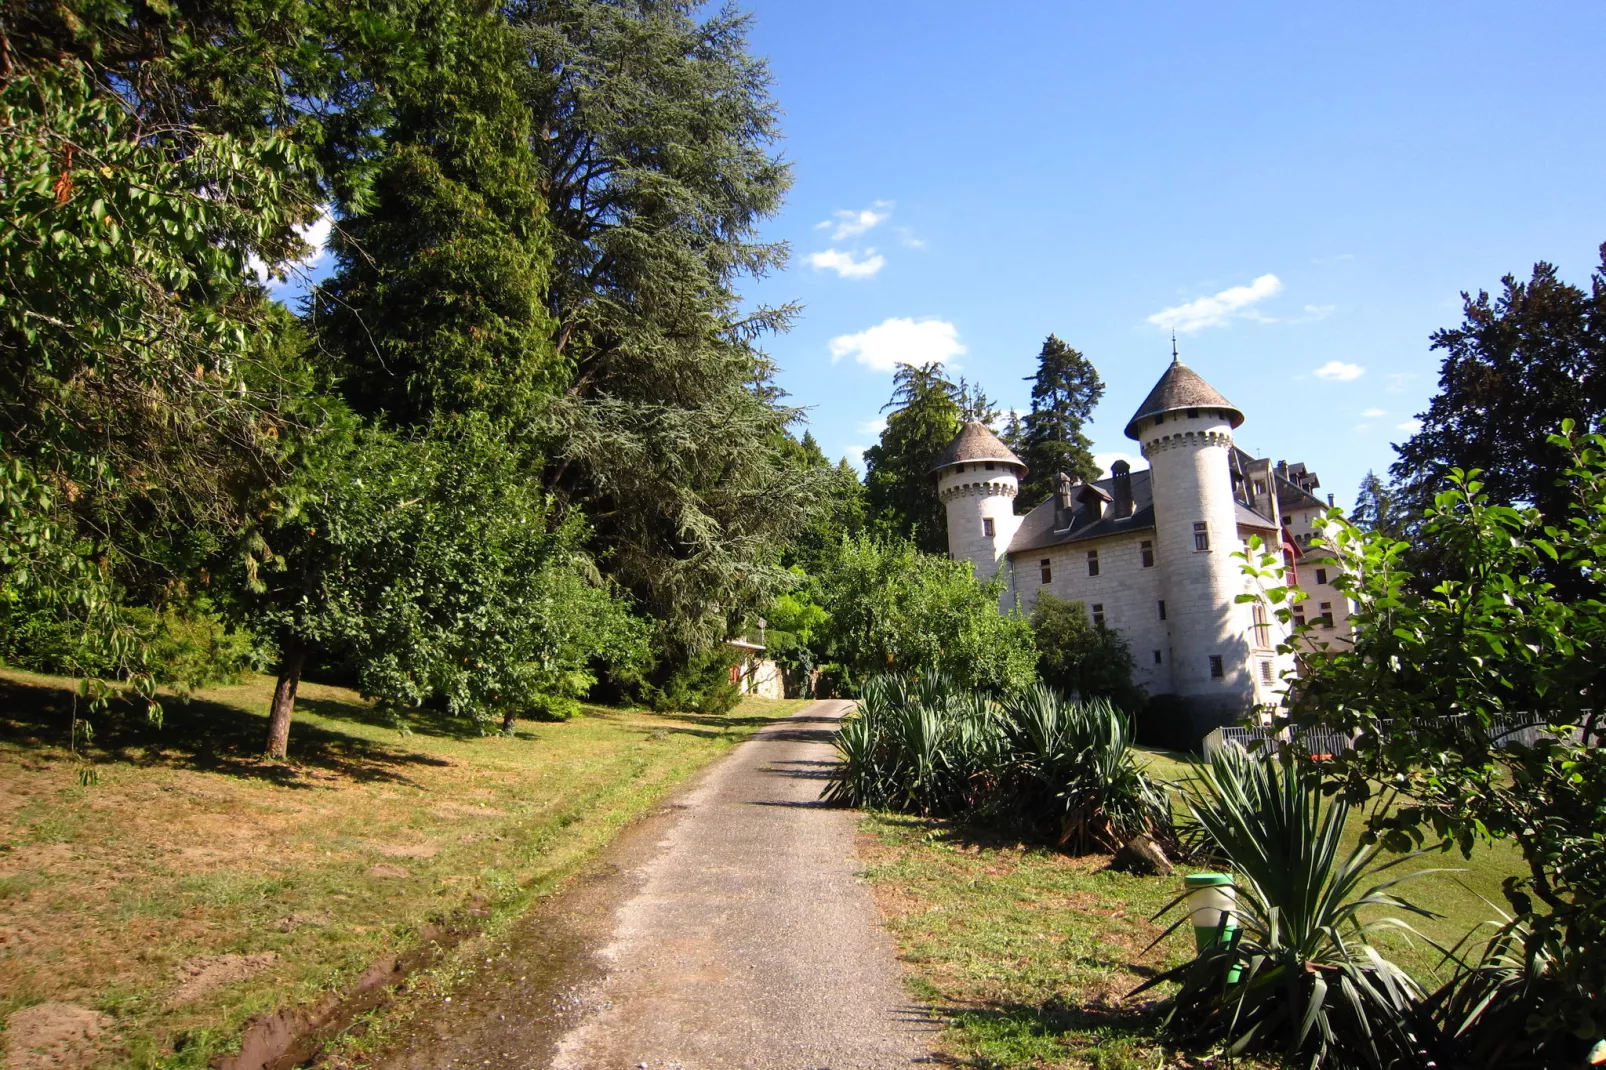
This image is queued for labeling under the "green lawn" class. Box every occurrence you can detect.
[0,668,806,1069]
[858,747,1530,1069]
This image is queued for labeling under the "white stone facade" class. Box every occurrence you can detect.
[935,359,1340,723]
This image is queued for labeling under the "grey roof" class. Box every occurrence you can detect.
[1123,360,1245,439]
[930,421,1027,476]
[1008,469,1156,553]
[1006,466,1279,556]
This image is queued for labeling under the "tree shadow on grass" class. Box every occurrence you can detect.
[296,694,484,742]
[0,677,448,787]
[922,995,1186,1068]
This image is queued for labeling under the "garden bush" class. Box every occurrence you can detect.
[825,674,1170,853]
[1137,746,1436,1069]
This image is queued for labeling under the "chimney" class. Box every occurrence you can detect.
[1054,472,1078,529]
[1111,459,1134,518]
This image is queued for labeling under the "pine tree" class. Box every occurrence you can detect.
[863,362,965,553]
[1018,335,1104,504]
[1350,470,1403,537]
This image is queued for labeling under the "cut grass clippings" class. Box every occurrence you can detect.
[0,667,807,1068]
[861,748,1531,1069]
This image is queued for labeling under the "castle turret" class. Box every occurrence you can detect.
[930,422,1026,582]
[1125,358,1255,713]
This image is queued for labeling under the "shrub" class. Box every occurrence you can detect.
[825,674,1170,854]
[815,535,1037,694]
[1136,747,1436,1069]
[1029,592,1141,711]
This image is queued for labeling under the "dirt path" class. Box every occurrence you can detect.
[367,700,935,1070]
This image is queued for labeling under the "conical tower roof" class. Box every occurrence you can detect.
[1123,358,1244,440]
[929,421,1027,476]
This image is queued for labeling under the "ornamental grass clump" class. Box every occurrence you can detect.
[1136,746,1440,1069]
[824,674,1170,853]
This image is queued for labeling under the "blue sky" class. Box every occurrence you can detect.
[739,2,1606,508]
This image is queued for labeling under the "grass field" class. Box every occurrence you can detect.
[859,747,1530,1070]
[0,667,805,1069]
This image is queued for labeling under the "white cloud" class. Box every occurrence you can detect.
[1147,274,1284,334]
[1397,419,1423,434]
[816,201,892,241]
[1314,361,1366,382]
[1094,452,1147,478]
[1385,372,1415,393]
[1361,408,1387,418]
[829,317,965,372]
[807,248,885,279]
[248,204,334,283]
[857,417,887,436]
[842,446,868,472]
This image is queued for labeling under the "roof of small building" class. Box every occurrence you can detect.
[1123,359,1245,440]
[930,421,1027,476]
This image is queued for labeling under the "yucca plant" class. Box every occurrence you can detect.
[1420,906,1599,1069]
[1135,747,1441,1069]
[1002,685,1169,853]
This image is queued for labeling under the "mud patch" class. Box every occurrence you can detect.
[4,1002,113,1070]
[169,952,279,1007]
[366,863,408,879]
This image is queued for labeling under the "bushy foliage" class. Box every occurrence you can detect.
[825,675,1169,854]
[1137,748,1435,1069]
[1029,592,1141,711]
[815,535,1037,695]
[1242,427,1606,1064]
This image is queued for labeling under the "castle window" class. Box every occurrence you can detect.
[1193,522,1210,552]
[1153,650,1163,665]
[1086,550,1099,577]
[1252,603,1270,648]
[1260,660,1274,684]
[1188,409,1198,419]
[1155,414,1165,426]
[1315,567,1328,585]
[1157,600,1167,621]
[1091,603,1105,628]
[1039,559,1052,585]
[1319,602,1334,628]
[984,461,996,470]
[983,517,995,538]
[1209,655,1224,679]
[1140,540,1154,568]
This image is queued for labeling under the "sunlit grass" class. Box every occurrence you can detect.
[0,667,805,1068]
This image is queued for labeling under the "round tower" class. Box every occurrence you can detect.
[1124,358,1254,713]
[930,422,1027,582]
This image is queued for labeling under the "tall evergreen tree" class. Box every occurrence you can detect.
[1350,470,1404,538]
[863,362,964,554]
[1391,246,1606,523]
[315,0,562,434]
[1018,335,1103,504]
[512,0,820,657]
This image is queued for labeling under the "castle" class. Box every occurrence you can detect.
[932,356,1351,732]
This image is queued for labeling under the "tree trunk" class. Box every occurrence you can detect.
[266,643,306,760]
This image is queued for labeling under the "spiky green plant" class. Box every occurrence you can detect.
[824,676,1167,852]
[1002,684,1169,852]
[1135,747,1441,1069]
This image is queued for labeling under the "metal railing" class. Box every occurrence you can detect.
[1202,714,1583,762]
